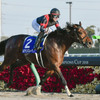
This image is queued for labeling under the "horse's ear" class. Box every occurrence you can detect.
[66,22,72,27]
[73,25,77,28]
[66,22,70,26]
[79,21,82,26]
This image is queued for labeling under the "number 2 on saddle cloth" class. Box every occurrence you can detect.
[22,36,44,53]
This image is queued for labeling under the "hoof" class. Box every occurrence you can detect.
[26,85,42,96]
[69,94,74,97]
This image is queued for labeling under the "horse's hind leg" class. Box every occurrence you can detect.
[4,63,17,88]
[5,60,29,88]
[0,60,11,72]
[0,53,17,72]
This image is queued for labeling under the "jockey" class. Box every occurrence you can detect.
[32,8,61,51]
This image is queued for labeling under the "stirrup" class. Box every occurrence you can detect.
[37,46,42,51]
[34,46,42,52]
[36,47,41,53]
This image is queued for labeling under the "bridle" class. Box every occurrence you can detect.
[71,26,88,45]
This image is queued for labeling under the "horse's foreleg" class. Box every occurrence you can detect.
[26,69,54,95]
[54,67,73,97]
[39,69,54,85]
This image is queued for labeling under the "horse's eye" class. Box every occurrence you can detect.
[79,32,82,34]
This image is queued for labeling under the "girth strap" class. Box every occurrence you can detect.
[35,52,45,68]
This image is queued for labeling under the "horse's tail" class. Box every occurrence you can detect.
[0,39,9,55]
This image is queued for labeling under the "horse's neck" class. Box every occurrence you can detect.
[46,32,74,52]
[64,35,74,51]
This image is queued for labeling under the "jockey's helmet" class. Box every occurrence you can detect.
[50,8,60,18]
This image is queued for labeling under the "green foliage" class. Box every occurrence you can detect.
[85,25,96,38]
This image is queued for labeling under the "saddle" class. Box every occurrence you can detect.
[22,36,46,53]
[22,35,47,68]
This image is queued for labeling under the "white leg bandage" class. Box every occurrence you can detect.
[65,85,72,96]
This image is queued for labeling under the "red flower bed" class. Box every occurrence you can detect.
[0,65,99,92]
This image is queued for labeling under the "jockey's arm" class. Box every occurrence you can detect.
[55,21,63,32]
[40,26,45,33]
[40,16,47,33]
[55,21,60,28]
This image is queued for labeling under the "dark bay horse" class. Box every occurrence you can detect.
[0,22,92,97]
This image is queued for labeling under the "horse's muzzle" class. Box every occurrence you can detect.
[84,41,93,48]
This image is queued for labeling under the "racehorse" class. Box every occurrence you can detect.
[0,22,93,97]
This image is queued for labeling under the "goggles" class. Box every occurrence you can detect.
[52,15,59,18]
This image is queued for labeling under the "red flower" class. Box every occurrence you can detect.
[0,65,100,92]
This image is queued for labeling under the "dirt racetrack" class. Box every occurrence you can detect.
[0,91,100,100]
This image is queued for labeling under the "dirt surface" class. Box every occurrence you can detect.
[0,91,100,100]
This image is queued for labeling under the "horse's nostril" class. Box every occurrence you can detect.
[89,42,92,45]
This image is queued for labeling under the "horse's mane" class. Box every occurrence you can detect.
[48,22,72,38]
[47,24,71,46]
[48,28,66,39]
[47,22,80,46]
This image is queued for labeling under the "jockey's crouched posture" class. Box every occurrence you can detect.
[32,8,61,51]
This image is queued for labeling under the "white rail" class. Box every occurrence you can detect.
[65,53,100,57]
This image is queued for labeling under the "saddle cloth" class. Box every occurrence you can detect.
[22,36,44,53]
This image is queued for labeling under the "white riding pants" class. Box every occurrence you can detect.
[32,19,53,34]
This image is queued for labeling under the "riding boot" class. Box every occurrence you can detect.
[34,32,44,51]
